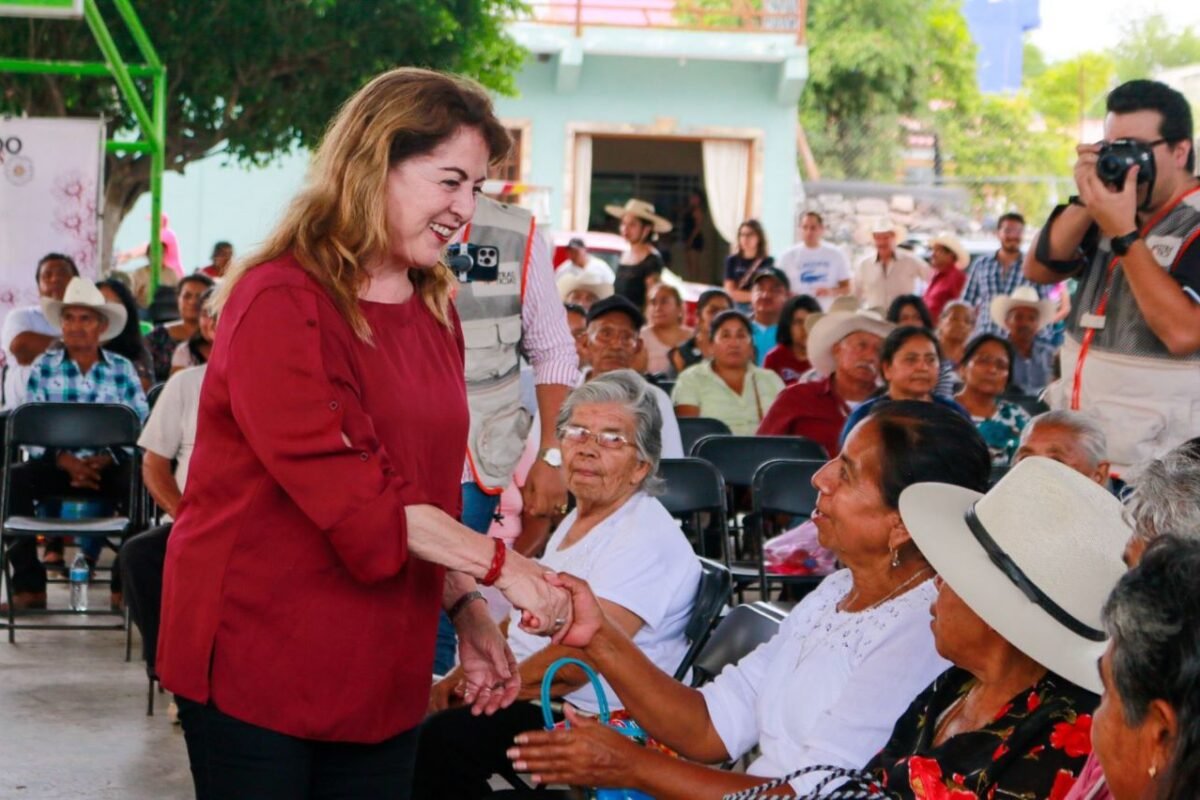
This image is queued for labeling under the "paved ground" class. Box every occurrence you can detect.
[0,582,192,800]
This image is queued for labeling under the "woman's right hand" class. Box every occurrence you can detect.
[494,551,573,639]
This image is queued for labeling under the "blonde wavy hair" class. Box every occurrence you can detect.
[216,67,511,341]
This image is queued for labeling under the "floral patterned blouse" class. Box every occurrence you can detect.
[969,399,1032,467]
[864,667,1097,800]
[145,324,184,383]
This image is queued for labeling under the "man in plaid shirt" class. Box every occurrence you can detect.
[962,212,1051,337]
[4,278,147,611]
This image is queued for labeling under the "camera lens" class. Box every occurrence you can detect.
[1096,153,1127,185]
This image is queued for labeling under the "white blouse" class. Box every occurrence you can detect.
[699,569,949,794]
[507,491,701,713]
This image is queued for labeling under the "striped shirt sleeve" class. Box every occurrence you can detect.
[522,231,583,388]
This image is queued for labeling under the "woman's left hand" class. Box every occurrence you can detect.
[454,604,520,716]
[507,705,643,788]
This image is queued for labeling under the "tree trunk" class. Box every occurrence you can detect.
[99,155,151,275]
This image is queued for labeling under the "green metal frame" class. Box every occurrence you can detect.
[0,0,165,292]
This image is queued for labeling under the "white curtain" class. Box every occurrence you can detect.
[571,134,593,231]
[702,139,750,246]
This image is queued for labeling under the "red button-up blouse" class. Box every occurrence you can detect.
[157,256,468,743]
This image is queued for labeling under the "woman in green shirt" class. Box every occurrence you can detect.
[672,310,784,436]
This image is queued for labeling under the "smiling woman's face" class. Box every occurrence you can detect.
[383,125,489,270]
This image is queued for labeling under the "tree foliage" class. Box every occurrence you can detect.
[800,0,977,181]
[0,0,525,263]
[1113,13,1200,82]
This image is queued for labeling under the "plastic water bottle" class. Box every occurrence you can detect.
[69,552,89,612]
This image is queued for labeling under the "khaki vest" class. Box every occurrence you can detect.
[457,197,534,491]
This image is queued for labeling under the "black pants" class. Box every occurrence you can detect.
[6,457,130,594]
[413,700,554,799]
[119,523,171,674]
[176,696,419,800]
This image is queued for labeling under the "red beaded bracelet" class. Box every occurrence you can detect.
[480,537,507,587]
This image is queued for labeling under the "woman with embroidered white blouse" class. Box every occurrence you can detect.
[506,401,993,799]
[414,369,700,799]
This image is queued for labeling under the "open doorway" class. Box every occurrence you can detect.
[588,137,725,285]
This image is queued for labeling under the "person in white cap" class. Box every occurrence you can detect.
[921,233,969,321]
[3,276,149,611]
[556,270,613,311]
[607,198,671,312]
[991,285,1058,395]
[853,217,931,310]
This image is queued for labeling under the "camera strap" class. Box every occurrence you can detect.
[1071,184,1200,410]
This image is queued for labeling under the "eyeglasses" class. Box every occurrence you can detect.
[559,424,634,449]
[589,327,639,346]
[1098,138,1168,148]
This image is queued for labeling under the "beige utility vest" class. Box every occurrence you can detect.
[456,196,535,491]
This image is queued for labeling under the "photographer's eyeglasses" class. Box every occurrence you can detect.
[1098,137,1167,149]
[559,424,634,449]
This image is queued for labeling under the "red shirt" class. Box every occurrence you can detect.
[756,375,849,457]
[762,345,811,386]
[158,256,467,743]
[923,266,967,322]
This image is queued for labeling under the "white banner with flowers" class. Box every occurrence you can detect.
[0,117,105,333]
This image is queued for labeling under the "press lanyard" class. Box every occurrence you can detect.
[1070,185,1200,410]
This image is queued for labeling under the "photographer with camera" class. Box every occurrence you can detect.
[1026,79,1200,473]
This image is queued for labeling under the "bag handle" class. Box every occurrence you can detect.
[721,764,893,799]
[540,656,610,729]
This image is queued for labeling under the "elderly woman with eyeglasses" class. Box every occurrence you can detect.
[413,369,700,799]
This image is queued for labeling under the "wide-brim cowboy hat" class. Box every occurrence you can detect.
[604,199,673,234]
[929,233,970,269]
[806,310,894,377]
[556,272,614,303]
[802,296,860,335]
[989,285,1056,330]
[41,276,127,343]
[899,457,1130,694]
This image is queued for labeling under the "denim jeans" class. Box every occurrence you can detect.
[432,482,502,674]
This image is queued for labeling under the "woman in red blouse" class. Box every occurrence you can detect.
[157,68,571,800]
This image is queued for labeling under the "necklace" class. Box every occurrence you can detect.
[838,566,933,613]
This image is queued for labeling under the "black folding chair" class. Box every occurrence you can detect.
[146,382,166,410]
[1,403,145,641]
[674,557,733,681]
[691,436,828,596]
[751,459,826,603]
[689,603,782,688]
[678,416,732,457]
[657,457,730,560]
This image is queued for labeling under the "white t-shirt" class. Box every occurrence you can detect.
[507,491,700,713]
[137,364,206,492]
[699,569,949,794]
[776,243,851,309]
[2,304,59,409]
[650,384,685,459]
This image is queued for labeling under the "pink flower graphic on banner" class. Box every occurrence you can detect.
[51,170,99,271]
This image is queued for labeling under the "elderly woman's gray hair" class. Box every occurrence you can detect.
[1124,442,1200,544]
[1020,410,1107,467]
[556,369,665,494]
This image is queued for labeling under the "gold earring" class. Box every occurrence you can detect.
[1149,764,1158,779]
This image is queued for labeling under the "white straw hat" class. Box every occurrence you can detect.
[989,286,1056,330]
[556,272,614,303]
[41,276,127,343]
[899,457,1130,693]
[929,233,970,269]
[603,198,673,234]
[806,310,894,377]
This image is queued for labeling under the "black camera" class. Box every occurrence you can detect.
[1096,139,1157,190]
[446,243,500,283]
